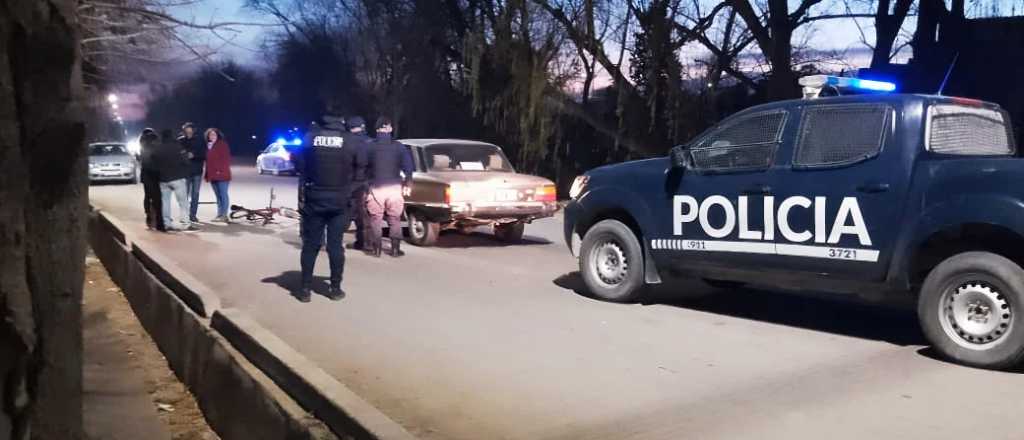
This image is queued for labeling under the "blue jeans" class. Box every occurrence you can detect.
[210,180,230,218]
[160,179,190,230]
[187,174,202,221]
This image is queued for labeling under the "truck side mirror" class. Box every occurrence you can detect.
[670,145,691,169]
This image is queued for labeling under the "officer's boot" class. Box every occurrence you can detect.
[369,239,382,258]
[389,238,405,258]
[296,286,312,303]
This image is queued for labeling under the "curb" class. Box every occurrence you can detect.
[131,241,222,318]
[213,310,417,440]
[88,208,413,439]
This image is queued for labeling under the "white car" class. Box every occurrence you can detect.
[256,141,298,175]
[88,142,139,184]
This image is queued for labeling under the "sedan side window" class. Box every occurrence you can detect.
[690,110,787,172]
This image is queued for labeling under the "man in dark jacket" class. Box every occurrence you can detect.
[343,116,373,250]
[139,128,164,231]
[366,116,414,257]
[178,122,206,222]
[294,114,368,302]
[156,129,194,232]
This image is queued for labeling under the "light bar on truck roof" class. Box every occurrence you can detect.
[799,75,896,99]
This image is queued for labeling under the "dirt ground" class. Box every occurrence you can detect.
[84,250,219,440]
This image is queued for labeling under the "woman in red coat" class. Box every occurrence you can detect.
[204,128,233,222]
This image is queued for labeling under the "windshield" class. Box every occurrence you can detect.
[89,144,129,156]
[423,143,514,172]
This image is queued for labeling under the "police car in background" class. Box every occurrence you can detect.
[564,75,1023,369]
[257,137,302,175]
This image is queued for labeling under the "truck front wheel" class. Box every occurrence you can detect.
[579,220,646,302]
[918,251,1024,370]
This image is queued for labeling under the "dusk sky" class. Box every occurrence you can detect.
[173,0,921,67]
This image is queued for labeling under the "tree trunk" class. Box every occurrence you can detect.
[870,0,913,68]
[0,1,86,439]
[765,0,797,100]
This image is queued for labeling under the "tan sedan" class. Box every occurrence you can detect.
[399,139,560,246]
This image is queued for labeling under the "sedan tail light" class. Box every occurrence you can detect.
[534,185,557,202]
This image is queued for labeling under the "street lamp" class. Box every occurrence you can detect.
[111,103,119,110]
[107,93,118,104]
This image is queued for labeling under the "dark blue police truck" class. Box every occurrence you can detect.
[563,75,1022,369]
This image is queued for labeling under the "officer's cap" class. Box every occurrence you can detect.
[346,116,366,131]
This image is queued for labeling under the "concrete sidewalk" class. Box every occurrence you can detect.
[84,251,216,440]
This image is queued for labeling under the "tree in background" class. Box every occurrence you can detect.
[145,62,275,155]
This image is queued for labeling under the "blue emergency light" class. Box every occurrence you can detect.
[274,137,287,146]
[292,138,302,146]
[799,75,897,98]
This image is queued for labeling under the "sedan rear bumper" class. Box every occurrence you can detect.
[408,201,560,224]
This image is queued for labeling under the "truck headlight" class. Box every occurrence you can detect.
[569,175,589,199]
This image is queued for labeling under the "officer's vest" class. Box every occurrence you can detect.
[305,129,349,190]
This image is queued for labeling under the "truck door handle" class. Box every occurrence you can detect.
[741,184,772,195]
[856,183,890,193]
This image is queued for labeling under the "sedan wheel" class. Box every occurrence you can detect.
[405,211,440,247]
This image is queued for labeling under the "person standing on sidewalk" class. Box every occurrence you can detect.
[343,116,372,251]
[365,116,414,257]
[138,128,164,231]
[178,122,206,223]
[293,113,367,302]
[204,128,233,222]
[156,129,194,232]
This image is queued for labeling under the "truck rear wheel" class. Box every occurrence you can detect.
[579,220,646,302]
[406,211,440,247]
[494,222,525,243]
[918,251,1024,369]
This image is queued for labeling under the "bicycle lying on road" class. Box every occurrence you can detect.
[229,188,301,225]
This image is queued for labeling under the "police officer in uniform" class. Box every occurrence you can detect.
[366,116,414,257]
[294,114,367,302]
[343,116,373,250]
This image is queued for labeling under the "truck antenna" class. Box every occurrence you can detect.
[937,52,959,96]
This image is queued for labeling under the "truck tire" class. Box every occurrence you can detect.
[494,222,525,243]
[406,211,440,247]
[579,219,646,302]
[918,251,1024,370]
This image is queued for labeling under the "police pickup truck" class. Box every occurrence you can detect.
[564,76,1022,369]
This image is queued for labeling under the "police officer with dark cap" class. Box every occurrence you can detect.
[342,116,373,250]
[293,112,368,302]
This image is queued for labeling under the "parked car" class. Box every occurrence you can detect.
[564,75,1024,369]
[399,139,560,246]
[256,141,298,175]
[88,142,138,184]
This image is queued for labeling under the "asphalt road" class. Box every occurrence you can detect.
[90,165,1024,440]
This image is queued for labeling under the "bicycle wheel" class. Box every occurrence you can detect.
[279,207,301,219]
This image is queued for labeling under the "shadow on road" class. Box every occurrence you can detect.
[553,271,925,346]
[261,271,337,302]
[196,220,281,237]
[431,231,553,249]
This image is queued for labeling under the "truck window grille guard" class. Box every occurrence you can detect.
[928,104,1013,156]
[794,104,890,167]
